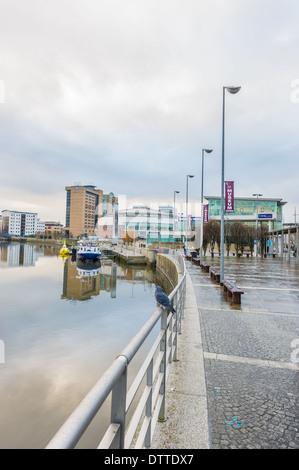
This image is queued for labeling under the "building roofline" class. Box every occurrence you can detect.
[204,196,287,205]
[2,210,38,214]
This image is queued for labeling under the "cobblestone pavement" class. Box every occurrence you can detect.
[187,256,299,449]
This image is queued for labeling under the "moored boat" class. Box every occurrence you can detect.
[76,238,101,261]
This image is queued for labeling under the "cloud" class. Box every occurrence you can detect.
[0,0,298,223]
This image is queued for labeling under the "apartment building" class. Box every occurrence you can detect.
[1,210,38,236]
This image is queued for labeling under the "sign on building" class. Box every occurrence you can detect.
[258,213,273,219]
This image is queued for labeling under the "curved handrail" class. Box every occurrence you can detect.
[46,253,186,449]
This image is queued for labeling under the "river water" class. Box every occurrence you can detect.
[0,242,158,449]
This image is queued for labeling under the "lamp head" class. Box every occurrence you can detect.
[204,149,213,154]
[188,174,194,178]
[226,86,241,94]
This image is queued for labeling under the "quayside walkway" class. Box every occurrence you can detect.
[151,255,299,449]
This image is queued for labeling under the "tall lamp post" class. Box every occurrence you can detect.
[173,190,180,253]
[220,86,241,285]
[253,193,263,257]
[200,149,213,264]
[185,174,194,255]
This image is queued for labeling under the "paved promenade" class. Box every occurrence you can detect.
[151,255,299,450]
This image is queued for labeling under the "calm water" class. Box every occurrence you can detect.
[0,243,158,449]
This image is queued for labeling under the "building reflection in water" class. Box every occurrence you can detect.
[0,243,44,267]
[61,256,155,302]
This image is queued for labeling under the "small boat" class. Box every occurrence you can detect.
[76,238,101,261]
[60,241,70,256]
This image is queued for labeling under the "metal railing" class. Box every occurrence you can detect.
[46,253,186,449]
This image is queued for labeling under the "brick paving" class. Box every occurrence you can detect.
[188,256,299,449]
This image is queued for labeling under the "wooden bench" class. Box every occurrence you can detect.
[201,262,210,273]
[223,280,244,304]
[192,257,201,266]
[210,267,220,283]
[237,252,250,258]
[185,255,192,261]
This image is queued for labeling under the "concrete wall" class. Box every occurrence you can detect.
[155,253,180,296]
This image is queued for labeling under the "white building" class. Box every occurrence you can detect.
[1,210,41,236]
[96,204,183,244]
[36,219,45,234]
[118,205,175,242]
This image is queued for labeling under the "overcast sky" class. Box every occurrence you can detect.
[0,0,298,223]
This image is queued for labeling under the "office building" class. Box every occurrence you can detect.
[116,205,176,243]
[45,221,64,238]
[64,185,118,239]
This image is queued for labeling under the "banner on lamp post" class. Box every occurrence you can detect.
[225,181,234,213]
[203,204,209,223]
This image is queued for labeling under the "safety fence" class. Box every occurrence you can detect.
[46,253,186,449]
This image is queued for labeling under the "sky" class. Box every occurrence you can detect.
[0,0,298,224]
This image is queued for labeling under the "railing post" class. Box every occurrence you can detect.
[145,358,153,448]
[158,307,167,422]
[182,278,186,320]
[110,356,128,448]
[173,290,178,361]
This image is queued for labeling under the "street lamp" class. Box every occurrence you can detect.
[173,190,180,254]
[200,149,213,264]
[220,86,241,285]
[186,174,194,255]
[253,193,263,257]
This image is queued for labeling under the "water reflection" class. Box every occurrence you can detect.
[0,243,157,449]
[61,256,155,302]
[0,242,45,267]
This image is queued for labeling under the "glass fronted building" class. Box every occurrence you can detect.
[205,196,286,230]
[117,205,174,243]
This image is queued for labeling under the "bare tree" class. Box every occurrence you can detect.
[224,222,232,256]
[245,226,256,255]
[205,220,220,256]
[258,224,269,257]
[230,221,246,255]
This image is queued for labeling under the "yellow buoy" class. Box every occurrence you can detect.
[60,241,69,256]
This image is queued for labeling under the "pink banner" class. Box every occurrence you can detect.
[225,181,234,213]
[203,204,209,223]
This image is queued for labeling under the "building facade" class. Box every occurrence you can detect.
[45,221,64,238]
[116,205,176,243]
[64,185,118,239]
[1,210,38,236]
[96,205,201,245]
[205,196,286,230]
